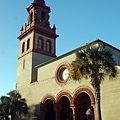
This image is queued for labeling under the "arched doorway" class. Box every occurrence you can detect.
[44,99,56,120]
[58,96,73,120]
[75,93,94,120]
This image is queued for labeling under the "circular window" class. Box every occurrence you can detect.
[56,63,71,85]
[59,67,69,81]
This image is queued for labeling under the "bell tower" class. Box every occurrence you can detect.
[16,0,58,89]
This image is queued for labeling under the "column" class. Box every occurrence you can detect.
[54,103,59,120]
[71,104,75,120]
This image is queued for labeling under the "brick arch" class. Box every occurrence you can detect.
[56,90,73,104]
[46,39,51,43]
[73,86,95,105]
[55,62,71,86]
[41,94,56,120]
[38,36,44,42]
[41,93,56,104]
[38,36,44,40]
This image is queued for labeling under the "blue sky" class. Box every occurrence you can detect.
[0,0,120,97]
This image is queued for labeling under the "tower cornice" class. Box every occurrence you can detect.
[27,4,51,13]
[18,26,59,40]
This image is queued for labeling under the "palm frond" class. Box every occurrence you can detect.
[71,44,117,87]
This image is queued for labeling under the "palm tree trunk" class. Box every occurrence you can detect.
[11,113,15,120]
[95,86,102,120]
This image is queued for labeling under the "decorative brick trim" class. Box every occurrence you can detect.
[73,86,95,105]
[56,90,73,104]
[55,62,71,86]
[41,93,56,104]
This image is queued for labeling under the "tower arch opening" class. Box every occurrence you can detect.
[30,12,33,23]
[41,11,45,21]
[27,39,30,50]
[22,42,25,53]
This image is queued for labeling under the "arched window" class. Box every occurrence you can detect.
[27,39,30,50]
[22,42,25,53]
[46,40,51,52]
[38,37,44,50]
[30,12,33,23]
[41,11,45,21]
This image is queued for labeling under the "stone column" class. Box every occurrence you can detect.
[71,104,75,120]
[54,103,59,120]
[54,108,59,120]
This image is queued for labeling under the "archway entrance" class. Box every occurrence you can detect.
[75,93,94,120]
[58,96,73,120]
[44,99,56,120]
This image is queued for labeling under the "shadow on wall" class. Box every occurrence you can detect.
[27,104,40,120]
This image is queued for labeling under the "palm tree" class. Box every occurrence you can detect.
[8,90,28,120]
[0,90,28,120]
[0,96,11,120]
[71,45,117,120]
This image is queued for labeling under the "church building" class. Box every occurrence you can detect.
[16,0,120,120]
